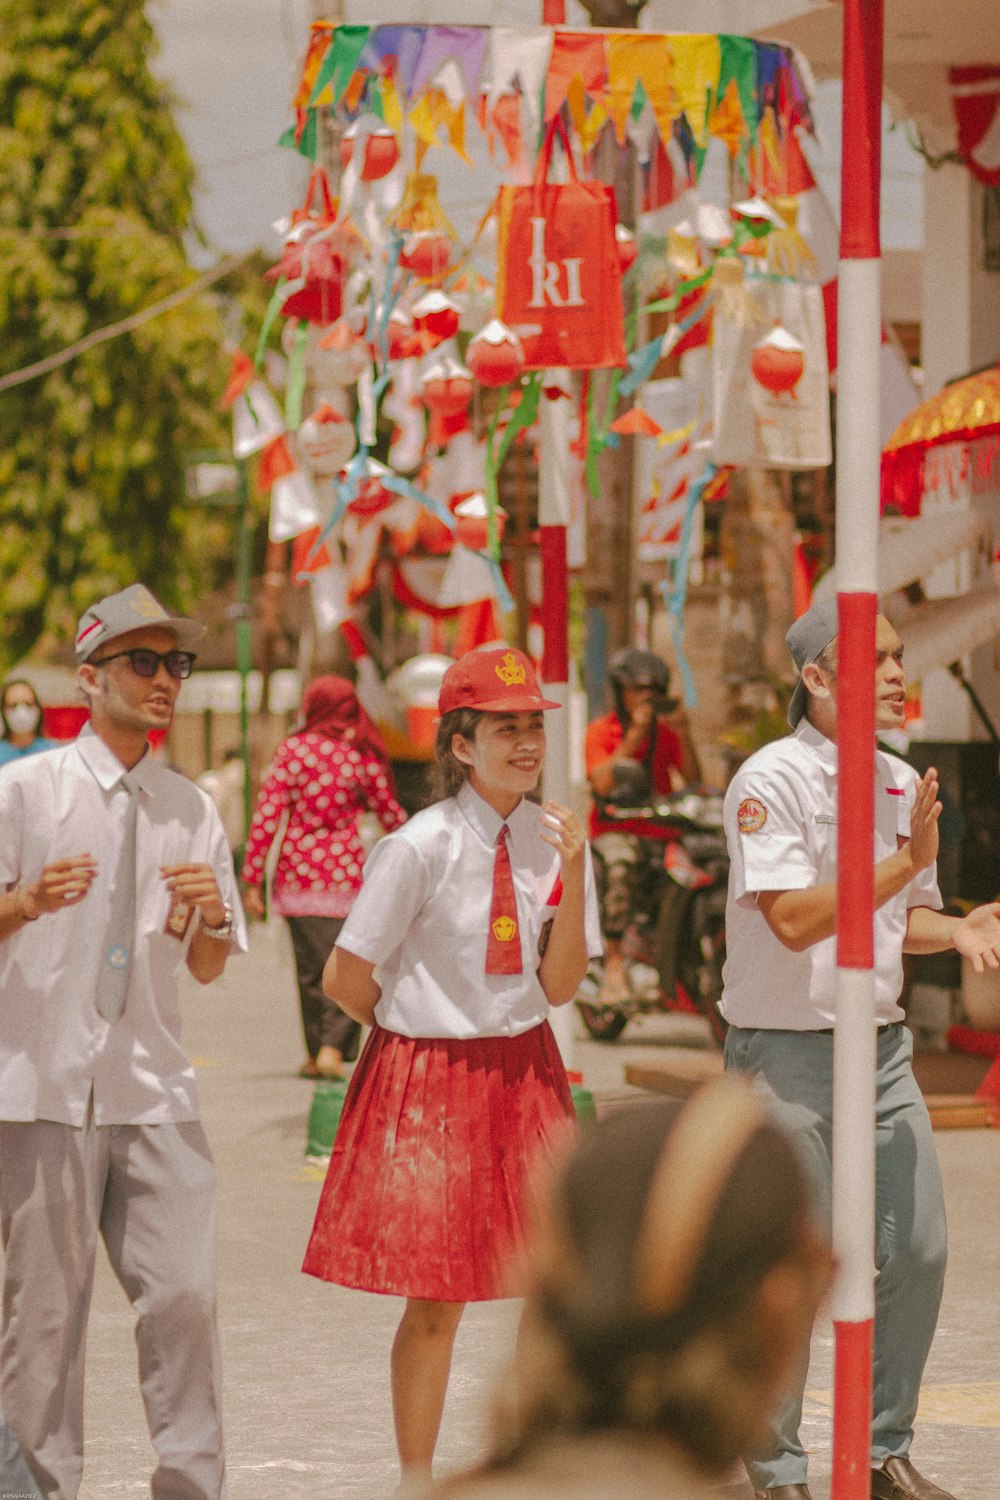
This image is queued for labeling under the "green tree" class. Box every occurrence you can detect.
[0,0,244,670]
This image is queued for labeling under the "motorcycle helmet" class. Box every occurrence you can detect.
[607,648,679,722]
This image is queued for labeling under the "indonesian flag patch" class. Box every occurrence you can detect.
[737,797,768,834]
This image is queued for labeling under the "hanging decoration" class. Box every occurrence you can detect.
[421,355,475,418]
[949,66,1000,188]
[264,169,359,328]
[496,116,626,370]
[298,404,357,474]
[248,19,824,646]
[750,324,806,397]
[466,320,525,388]
[400,231,454,280]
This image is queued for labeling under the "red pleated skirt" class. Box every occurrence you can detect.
[301,1021,575,1302]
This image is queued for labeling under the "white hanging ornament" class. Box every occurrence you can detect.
[298,405,357,476]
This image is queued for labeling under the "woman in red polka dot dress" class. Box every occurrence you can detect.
[242,676,406,1078]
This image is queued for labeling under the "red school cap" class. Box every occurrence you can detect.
[438,646,561,714]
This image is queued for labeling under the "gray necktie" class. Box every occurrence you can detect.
[99,772,139,1023]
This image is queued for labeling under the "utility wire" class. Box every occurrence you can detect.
[0,253,248,394]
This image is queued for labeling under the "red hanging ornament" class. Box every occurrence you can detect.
[399,232,454,281]
[384,307,421,361]
[265,169,359,326]
[421,355,474,418]
[750,323,806,396]
[453,490,506,552]
[615,224,638,274]
[361,127,400,182]
[347,457,395,518]
[412,289,460,344]
[339,123,400,181]
[466,320,525,388]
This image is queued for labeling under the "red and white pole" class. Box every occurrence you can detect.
[539,370,575,1066]
[536,0,573,1062]
[832,2,884,1497]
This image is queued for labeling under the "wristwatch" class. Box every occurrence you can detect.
[202,903,234,941]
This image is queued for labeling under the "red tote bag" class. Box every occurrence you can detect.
[496,117,627,370]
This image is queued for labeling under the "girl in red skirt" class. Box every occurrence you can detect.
[302,644,602,1490]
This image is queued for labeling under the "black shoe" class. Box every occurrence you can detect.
[871,1456,959,1500]
[753,1487,814,1499]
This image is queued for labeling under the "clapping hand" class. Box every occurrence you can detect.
[907,768,942,873]
[953,902,1000,975]
[160,864,226,929]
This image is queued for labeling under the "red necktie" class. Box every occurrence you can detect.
[485,825,522,975]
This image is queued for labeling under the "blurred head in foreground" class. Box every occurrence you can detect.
[462,1077,832,1492]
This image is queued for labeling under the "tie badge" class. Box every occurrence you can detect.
[491,915,518,942]
[107,943,131,970]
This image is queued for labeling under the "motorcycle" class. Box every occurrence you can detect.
[576,790,730,1046]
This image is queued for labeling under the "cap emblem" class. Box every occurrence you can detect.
[496,651,526,688]
[132,589,167,620]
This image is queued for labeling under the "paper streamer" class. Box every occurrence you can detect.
[657,463,714,706]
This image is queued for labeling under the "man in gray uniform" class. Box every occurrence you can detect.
[721,598,1000,1500]
[0,584,247,1500]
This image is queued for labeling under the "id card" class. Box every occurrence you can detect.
[164,897,195,941]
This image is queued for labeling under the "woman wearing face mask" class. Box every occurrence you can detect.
[0,681,58,767]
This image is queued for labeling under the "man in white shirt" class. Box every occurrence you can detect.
[0,584,247,1500]
[721,598,1000,1500]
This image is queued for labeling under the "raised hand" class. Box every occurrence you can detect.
[953,902,1000,975]
[907,767,941,873]
[538,802,586,870]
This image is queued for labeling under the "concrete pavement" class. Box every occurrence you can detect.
[33,923,1000,1499]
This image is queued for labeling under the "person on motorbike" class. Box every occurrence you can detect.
[585,649,702,1004]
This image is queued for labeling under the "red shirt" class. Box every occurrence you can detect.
[584,711,684,838]
[242,731,407,917]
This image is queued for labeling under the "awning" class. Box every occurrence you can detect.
[894,585,1000,678]
[812,509,988,602]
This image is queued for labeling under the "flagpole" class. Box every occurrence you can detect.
[533,0,577,1068]
[832,2,883,1497]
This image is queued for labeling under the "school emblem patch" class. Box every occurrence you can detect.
[495,651,526,688]
[737,797,767,834]
[492,915,518,942]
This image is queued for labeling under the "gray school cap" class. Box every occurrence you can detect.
[786,597,839,728]
[74,584,206,662]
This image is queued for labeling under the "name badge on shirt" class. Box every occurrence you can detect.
[815,814,837,826]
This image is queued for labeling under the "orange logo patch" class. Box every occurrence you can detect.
[495,651,526,688]
[737,797,767,834]
[492,915,518,942]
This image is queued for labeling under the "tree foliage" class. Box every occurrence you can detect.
[0,0,244,670]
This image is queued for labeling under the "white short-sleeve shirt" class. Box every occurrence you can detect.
[0,726,248,1125]
[720,721,941,1030]
[337,780,603,1039]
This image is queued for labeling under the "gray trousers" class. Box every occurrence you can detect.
[0,1112,225,1500]
[724,1023,947,1491]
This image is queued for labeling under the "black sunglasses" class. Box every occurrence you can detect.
[90,648,196,681]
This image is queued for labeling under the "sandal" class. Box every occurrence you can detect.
[314,1045,345,1081]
